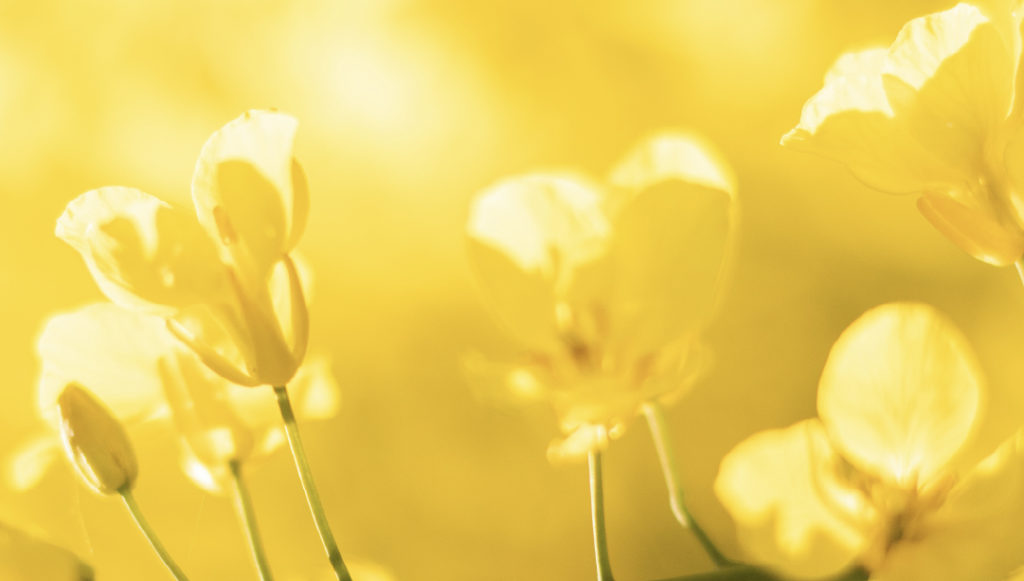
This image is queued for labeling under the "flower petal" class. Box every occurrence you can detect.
[57,187,228,313]
[0,522,93,581]
[466,174,610,348]
[870,431,1024,581]
[714,419,869,580]
[37,303,175,424]
[192,110,308,282]
[817,303,983,486]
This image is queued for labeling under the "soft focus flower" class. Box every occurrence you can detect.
[783,2,1024,266]
[57,110,310,386]
[10,302,339,493]
[57,383,138,494]
[466,132,737,461]
[0,521,93,581]
[715,303,1024,580]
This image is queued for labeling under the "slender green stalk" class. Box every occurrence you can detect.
[653,564,868,581]
[229,459,274,581]
[588,450,615,581]
[273,385,351,581]
[642,402,731,567]
[1015,258,1024,288]
[119,487,190,581]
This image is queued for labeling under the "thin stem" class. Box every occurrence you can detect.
[119,488,190,581]
[229,459,274,581]
[588,450,615,581]
[273,385,351,581]
[643,402,731,567]
[1015,258,1024,288]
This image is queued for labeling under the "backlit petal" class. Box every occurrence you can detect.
[192,110,307,283]
[715,419,869,580]
[57,187,228,313]
[818,303,982,486]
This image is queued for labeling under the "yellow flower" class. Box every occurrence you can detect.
[57,110,309,386]
[10,303,339,493]
[57,382,138,494]
[715,303,1024,580]
[783,2,1024,266]
[465,132,737,461]
[0,521,93,581]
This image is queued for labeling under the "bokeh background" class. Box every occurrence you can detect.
[2,0,1024,579]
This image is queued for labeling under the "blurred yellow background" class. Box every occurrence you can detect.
[3,0,1024,579]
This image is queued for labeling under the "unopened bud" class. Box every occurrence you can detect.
[57,383,138,494]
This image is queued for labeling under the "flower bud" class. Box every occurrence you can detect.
[57,383,138,494]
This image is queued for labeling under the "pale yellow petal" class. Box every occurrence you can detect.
[602,177,733,355]
[608,131,736,204]
[0,522,92,581]
[916,193,1024,266]
[818,303,982,486]
[192,110,307,282]
[546,423,610,464]
[57,187,228,313]
[6,435,60,491]
[782,49,946,194]
[871,431,1024,581]
[881,4,1013,177]
[714,420,868,580]
[466,174,609,348]
[37,303,175,424]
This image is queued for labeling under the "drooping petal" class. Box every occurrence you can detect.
[56,187,229,314]
[714,419,870,580]
[37,303,175,424]
[870,431,1024,581]
[818,303,983,486]
[466,174,610,349]
[192,110,308,284]
[601,134,736,354]
[782,49,947,194]
[916,192,1024,266]
[882,4,1014,174]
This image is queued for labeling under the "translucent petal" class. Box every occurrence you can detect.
[0,522,92,581]
[602,179,733,355]
[56,187,228,313]
[714,420,869,580]
[917,193,1024,266]
[818,303,982,486]
[466,174,610,348]
[881,4,1013,176]
[871,431,1024,581]
[608,131,736,206]
[6,435,60,491]
[546,423,609,464]
[192,110,307,282]
[782,49,949,194]
[37,303,175,424]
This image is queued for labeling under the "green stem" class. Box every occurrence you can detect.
[229,459,274,581]
[643,402,731,567]
[653,564,868,581]
[119,487,190,581]
[273,385,351,581]
[589,450,615,581]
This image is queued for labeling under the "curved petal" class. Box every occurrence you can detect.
[57,187,228,313]
[608,131,736,206]
[192,110,308,283]
[882,4,1013,173]
[871,431,1024,581]
[818,303,983,486]
[466,173,610,349]
[714,419,869,580]
[37,303,176,424]
[0,522,92,581]
[916,193,1024,266]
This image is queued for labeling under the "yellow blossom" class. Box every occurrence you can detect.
[0,521,93,581]
[57,110,310,386]
[783,2,1024,266]
[465,131,737,461]
[715,303,1024,581]
[57,382,138,494]
[11,302,340,493]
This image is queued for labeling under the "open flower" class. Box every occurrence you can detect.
[466,132,737,461]
[715,303,1024,580]
[783,2,1024,266]
[57,110,309,386]
[10,302,339,493]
